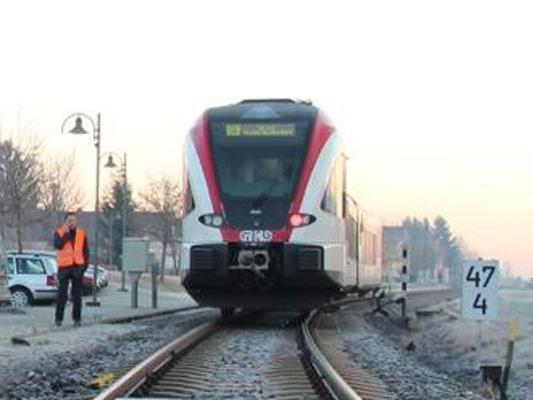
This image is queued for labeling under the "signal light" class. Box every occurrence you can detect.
[289,213,315,228]
[199,213,224,228]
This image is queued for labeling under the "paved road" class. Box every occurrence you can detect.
[0,280,196,343]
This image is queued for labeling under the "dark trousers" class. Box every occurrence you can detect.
[55,266,84,323]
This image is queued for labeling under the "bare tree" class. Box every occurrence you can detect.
[0,139,44,252]
[139,176,181,280]
[40,153,84,231]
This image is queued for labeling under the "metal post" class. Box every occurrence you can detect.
[87,113,101,307]
[401,247,408,318]
[151,260,158,309]
[502,317,519,393]
[130,278,137,308]
[118,152,128,292]
[130,274,139,308]
[108,213,113,264]
[476,320,483,369]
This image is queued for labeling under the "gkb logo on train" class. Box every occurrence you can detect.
[239,230,273,243]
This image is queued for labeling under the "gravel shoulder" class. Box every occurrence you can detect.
[322,288,533,400]
[0,309,217,400]
[0,279,204,400]
[318,301,485,400]
[372,289,533,400]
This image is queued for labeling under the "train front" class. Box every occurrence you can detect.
[181,100,341,310]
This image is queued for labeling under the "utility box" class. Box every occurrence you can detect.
[122,237,150,272]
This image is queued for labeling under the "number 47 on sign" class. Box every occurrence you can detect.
[461,259,499,320]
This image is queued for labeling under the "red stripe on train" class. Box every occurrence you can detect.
[289,112,333,215]
[191,113,224,214]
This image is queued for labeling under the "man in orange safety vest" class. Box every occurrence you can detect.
[54,212,89,327]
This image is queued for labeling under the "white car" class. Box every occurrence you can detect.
[6,252,58,306]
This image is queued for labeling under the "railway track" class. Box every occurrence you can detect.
[94,307,395,400]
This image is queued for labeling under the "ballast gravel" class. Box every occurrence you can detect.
[319,306,486,400]
[142,312,319,399]
[365,289,533,400]
[0,309,217,400]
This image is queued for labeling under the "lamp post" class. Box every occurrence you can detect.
[103,151,128,292]
[61,112,101,307]
[107,211,115,265]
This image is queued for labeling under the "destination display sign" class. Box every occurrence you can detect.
[225,123,296,137]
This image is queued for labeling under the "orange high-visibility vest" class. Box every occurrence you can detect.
[56,228,86,268]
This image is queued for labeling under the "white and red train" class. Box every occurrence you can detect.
[180,99,381,311]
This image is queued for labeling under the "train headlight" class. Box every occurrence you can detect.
[289,213,316,228]
[199,213,225,228]
[212,215,224,227]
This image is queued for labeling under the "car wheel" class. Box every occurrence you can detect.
[11,288,32,307]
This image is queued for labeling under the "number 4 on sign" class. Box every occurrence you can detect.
[473,293,487,315]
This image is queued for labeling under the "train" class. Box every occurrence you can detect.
[180,99,382,313]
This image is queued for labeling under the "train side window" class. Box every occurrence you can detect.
[183,179,195,215]
[321,156,344,218]
[340,156,347,218]
[361,231,377,265]
[321,172,336,214]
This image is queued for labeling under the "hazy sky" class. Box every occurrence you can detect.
[0,1,532,276]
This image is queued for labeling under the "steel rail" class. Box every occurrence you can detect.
[93,320,218,400]
[103,305,202,324]
[302,309,363,400]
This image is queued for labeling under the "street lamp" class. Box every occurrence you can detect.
[61,112,101,307]
[103,151,128,292]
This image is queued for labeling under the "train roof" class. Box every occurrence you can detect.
[208,99,318,121]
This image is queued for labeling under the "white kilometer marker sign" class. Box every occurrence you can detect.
[461,259,499,320]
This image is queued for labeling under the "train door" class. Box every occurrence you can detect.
[321,155,346,280]
[344,196,358,287]
[358,215,382,288]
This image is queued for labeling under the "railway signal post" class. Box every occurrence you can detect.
[401,247,408,319]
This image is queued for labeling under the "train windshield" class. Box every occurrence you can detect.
[210,122,309,199]
[209,107,314,229]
